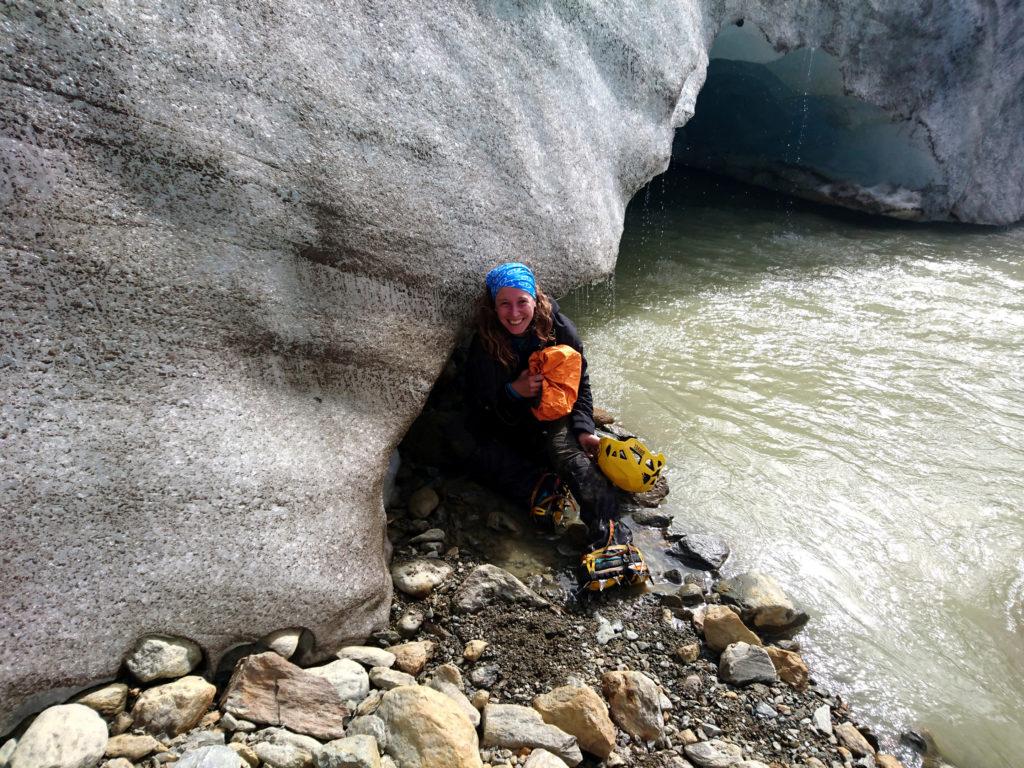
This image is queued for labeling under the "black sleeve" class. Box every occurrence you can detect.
[464,335,532,427]
[554,312,596,436]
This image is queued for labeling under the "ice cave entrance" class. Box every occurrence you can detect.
[678,21,942,219]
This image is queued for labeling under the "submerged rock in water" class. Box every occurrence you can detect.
[669,534,731,571]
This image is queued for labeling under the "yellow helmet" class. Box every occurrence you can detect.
[596,435,666,493]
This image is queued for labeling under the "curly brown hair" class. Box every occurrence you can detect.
[474,286,555,371]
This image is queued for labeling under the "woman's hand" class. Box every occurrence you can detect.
[577,431,601,458]
[511,369,543,398]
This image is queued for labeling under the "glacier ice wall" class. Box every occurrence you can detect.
[698,1,1024,224]
[1,0,1021,733]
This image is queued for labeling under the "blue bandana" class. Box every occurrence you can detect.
[485,263,536,299]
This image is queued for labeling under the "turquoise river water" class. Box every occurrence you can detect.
[563,172,1024,768]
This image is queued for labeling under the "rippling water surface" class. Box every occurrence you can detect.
[564,172,1024,768]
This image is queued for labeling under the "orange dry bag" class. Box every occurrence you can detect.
[528,344,582,421]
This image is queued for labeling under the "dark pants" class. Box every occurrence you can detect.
[471,417,618,529]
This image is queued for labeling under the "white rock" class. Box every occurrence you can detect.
[344,716,389,751]
[10,705,107,768]
[177,746,246,768]
[336,647,396,669]
[684,739,744,768]
[263,629,303,659]
[306,659,370,706]
[390,560,453,599]
[0,740,17,768]
[73,684,129,718]
[254,729,323,759]
[253,743,311,768]
[481,704,581,767]
[125,635,202,682]
[812,704,832,735]
[523,749,569,768]
[318,736,381,768]
[369,668,417,691]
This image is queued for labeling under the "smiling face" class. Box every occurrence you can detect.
[494,286,536,336]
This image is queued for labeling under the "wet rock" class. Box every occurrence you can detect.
[386,640,435,676]
[532,685,616,759]
[600,671,664,742]
[481,704,582,767]
[834,722,875,757]
[391,560,453,599]
[631,510,672,528]
[306,659,370,706]
[453,565,549,614]
[176,746,245,768]
[631,476,670,508]
[661,569,684,585]
[262,629,302,659]
[126,635,203,683]
[9,705,107,768]
[345,716,389,751]
[463,640,488,663]
[220,652,347,741]
[396,609,425,637]
[714,571,809,638]
[669,534,730,571]
[522,749,569,768]
[764,646,809,690]
[408,487,440,519]
[73,684,129,718]
[702,605,761,653]
[105,735,165,761]
[677,583,706,606]
[719,643,778,686]
[369,667,417,691]
[318,736,381,768]
[376,686,481,768]
[337,647,396,669]
[132,676,217,738]
[683,739,744,768]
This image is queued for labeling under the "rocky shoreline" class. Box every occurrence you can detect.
[1,445,920,768]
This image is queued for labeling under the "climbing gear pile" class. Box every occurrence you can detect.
[596,435,666,493]
[528,344,582,421]
[578,520,650,592]
[529,473,579,528]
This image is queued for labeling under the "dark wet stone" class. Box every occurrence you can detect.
[668,534,730,571]
[631,509,673,528]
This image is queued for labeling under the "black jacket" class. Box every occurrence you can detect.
[465,299,596,437]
